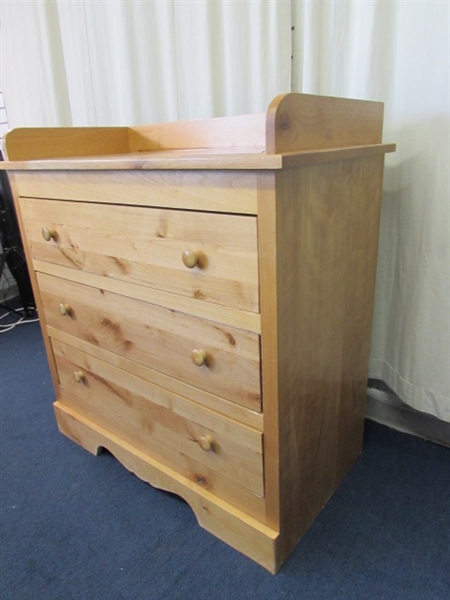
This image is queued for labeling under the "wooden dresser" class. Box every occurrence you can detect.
[1,93,395,572]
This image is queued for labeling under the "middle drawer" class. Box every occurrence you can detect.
[20,197,259,312]
[38,272,261,412]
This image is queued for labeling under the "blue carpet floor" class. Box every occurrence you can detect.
[1,314,449,600]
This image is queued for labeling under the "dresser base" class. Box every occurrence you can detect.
[54,401,280,573]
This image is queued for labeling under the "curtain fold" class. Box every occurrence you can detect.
[1,0,448,421]
[1,1,72,126]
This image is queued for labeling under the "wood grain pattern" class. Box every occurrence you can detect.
[53,339,262,452]
[53,339,264,499]
[0,144,395,171]
[38,273,261,411]
[54,402,279,572]
[1,93,394,172]
[13,170,259,214]
[4,127,129,161]
[255,172,280,531]
[280,143,396,168]
[129,112,266,151]
[3,115,265,162]
[34,261,261,335]
[4,174,61,394]
[20,197,259,312]
[266,93,384,153]
[0,150,280,171]
[48,326,263,431]
[259,156,386,568]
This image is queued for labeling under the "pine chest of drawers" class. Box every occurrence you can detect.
[2,93,395,572]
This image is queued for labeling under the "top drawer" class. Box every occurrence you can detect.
[19,197,259,313]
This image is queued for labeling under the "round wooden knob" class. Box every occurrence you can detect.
[42,227,56,241]
[191,349,206,367]
[182,249,199,269]
[59,303,71,316]
[73,371,85,383]
[199,435,213,452]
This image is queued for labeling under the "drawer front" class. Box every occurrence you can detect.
[20,197,259,312]
[52,339,265,505]
[14,170,259,214]
[38,272,261,412]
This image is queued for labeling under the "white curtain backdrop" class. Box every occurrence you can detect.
[1,0,291,125]
[1,0,449,422]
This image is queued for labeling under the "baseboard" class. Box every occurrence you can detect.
[366,386,450,448]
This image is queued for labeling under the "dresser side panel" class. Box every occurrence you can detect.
[273,156,386,563]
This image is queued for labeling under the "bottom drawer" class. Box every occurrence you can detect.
[52,338,266,518]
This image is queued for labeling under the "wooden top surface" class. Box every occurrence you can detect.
[0,144,395,171]
[0,93,395,171]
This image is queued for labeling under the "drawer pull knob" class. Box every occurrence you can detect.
[59,303,71,316]
[199,435,213,452]
[182,249,199,269]
[73,371,85,383]
[191,349,206,367]
[42,227,56,241]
